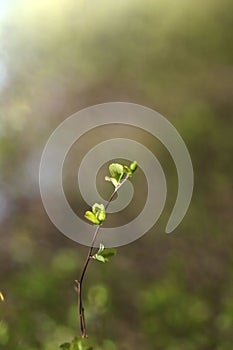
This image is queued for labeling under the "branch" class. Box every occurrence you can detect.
[76,174,130,338]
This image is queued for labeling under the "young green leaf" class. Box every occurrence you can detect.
[93,248,117,263]
[105,176,118,188]
[96,243,105,255]
[123,165,133,177]
[60,337,93,350]
[92,203,106,223]
[94,254,106,263]
[109,163,124,182]
[96,209,106,223]
[85,203,106,225]
[92,203,105,215]
[93,243,106,262]
[84,211,100,225]
[76,337,93,350]
[100,248,117,262]
[130,160,138,172]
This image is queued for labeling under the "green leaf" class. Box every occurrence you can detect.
[123,165,133,176]
[94,254,106,263]
[93,248,117,263]
[85,203,106,225]
[105,176,118,188]
[76,337,93,350]
[92,203,105,215]
[92,203,106,223]
[60,338,93,350]
[96,243,105,255]
[96,209,106,223]
[130,160,138,172]
[84,211,100,225]
[100,248,117,262]
[109,163,124,181]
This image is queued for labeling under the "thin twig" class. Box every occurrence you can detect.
[76,174,129,338]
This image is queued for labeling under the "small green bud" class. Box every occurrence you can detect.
[85,203,106,225]
[130,161,138,172]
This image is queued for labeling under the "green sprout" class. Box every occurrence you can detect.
[62,161,138,349]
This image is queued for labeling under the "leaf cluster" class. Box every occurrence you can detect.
[105,161,137,188]
[84,161,138,226]
[85,203,106,225]
[92,243,116,263]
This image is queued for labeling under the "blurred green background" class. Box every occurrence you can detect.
[0,0,232,349]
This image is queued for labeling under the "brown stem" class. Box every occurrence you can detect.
[76,174,129,338]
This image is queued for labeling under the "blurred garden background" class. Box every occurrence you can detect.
[0,0,232,349]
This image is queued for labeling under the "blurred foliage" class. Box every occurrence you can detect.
[0,0,232,349]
